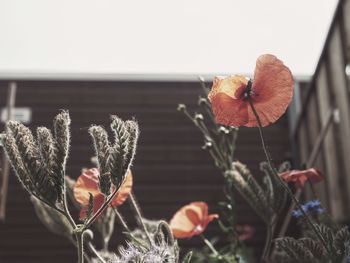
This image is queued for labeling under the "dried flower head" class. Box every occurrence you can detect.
[2,111,72,204]
[111,221,179,263]
[89,125,112,196]
[89,116,139,197]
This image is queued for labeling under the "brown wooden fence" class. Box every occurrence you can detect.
[292,0,350,222]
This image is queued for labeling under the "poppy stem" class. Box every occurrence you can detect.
[247,100,332,256]
[128,192,153,245]
[199,234,219,256]
[307,179,318,200]
[112,206,131,233]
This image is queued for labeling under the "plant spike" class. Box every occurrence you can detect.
[53,110,71,185]
[124,119,139,173]
[89,125,112,196]
[37,127,63,201]
[110,116,130,188]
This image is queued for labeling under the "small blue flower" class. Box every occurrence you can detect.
[303,200,321,210]
[292,199,324,218]
[291,210,303,218]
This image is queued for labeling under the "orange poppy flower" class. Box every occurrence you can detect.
[74,168,133,219]
[279,168,323,189]
[208,54,294,127]
[169,202,218,239]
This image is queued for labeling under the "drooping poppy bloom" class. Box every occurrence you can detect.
[169,202,218,239]
[279,168,323,189]
[74,168,133,219]
[208,54,294,127]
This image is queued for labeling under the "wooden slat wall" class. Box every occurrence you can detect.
[0,80,291,262]
[293,0,350,221]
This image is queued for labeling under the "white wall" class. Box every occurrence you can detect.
[0,0,338,78]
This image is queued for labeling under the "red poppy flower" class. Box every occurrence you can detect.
[208,54,294,127]
[169,202,218,239]
[74,168,133,219]
[279,168,323,188]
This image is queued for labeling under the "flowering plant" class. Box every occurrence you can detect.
[176,54,350,263]
[0,112,188,263]
[1,54,350,263]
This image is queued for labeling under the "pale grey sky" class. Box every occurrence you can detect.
[0,0,338,78]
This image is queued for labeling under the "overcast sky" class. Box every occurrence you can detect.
[0,0,338,78]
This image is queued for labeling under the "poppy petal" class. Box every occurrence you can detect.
[208,75,248,100]
[211,93,249,127]
[169,209,196,237]
[305,168,323,184]
[247,54,294,127]
[207,213,219,222]
[111,170,133,207]
[279,168,324,189]
[79,194,105,220]
[74,168,101,206]
[169,202,217,239]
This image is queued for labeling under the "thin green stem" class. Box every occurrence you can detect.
[262,224,274,262]
[247,99,331,255]
[60,173,77,229]
[62,191,77,229]
[76,231,84,263]
[307,179,318,200]
[182,108,227,168]
[200,99,219,128]
[197,120,227,168]
[85,187,119,229]
[112,206,131,232]
[200,234,219,256]
[86,241,107,263]
[128,192,153,245]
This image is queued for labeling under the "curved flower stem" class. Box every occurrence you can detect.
[128,192,153,245]
[86,241,107,263]
[247,100,331,255]
[200,234,219,256]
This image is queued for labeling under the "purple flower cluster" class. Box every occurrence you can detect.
[292,200,324,218]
